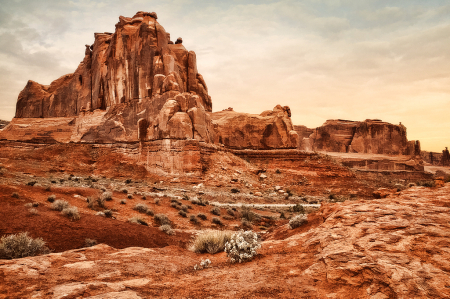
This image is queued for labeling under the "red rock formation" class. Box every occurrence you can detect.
[12,12,213,143]
[300,119,420,155]
[210,105,298,150]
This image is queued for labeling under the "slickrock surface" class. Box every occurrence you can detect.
[2,184,449,298]
[298,119,421,155]
[210,105,298,149]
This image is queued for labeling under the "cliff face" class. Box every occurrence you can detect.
[11,11,217,143]
[299,119,420,155]
[16,11,211,119]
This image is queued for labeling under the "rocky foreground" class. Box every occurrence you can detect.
[1,184,449,298]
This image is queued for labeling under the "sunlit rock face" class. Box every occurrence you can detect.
[13,11,213,143]
[210,105,299,150]
[300,119,420,155]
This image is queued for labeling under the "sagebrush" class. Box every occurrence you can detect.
[0,232,50,259]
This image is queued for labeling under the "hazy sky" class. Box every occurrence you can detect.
[0,0,449,151]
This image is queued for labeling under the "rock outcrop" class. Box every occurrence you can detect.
[298,119,420,155]
[210,105,298,149]
[12,12,213,143]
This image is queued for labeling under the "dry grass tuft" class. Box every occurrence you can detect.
[189,230,233,254]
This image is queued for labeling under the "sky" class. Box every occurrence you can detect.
[0,0,449,152]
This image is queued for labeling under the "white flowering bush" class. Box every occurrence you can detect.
[224,230,261,263]
[194,258,211,270]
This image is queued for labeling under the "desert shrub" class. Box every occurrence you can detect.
[231,188,240,193]
[170,198,181,204]
[180,205,189,212]
[292,204,305,214]
[61,206,80,221]
[226,208,235,217]
[26,202,39,207]
[133,203,149,213]
[222,215,234,220]
[120,199,127,204]
[224,230,261,263]
[159,224,174,235]
[51,200,70,211]
[212,217,223,225]
[240,205,261,222]
[103,209,113,218]
[101,191,113,201]
[125,179,132,184]
[241,220,253,230]
[128,216,148,226]
[178,210,187,217]
[121,189,128,194]
[85,238,97,247]
[286,189,293,197]
[154,214,171,226]
[0,232,50,259]
[280,212,286,219]
[211,207,221,216]
[182,194,189,201]
[27,181,37,186]
[127,194,133,199]
[11,192,19,199]
[87,197,105,210]
[417,181,435,188]
[141,195,147,200]
[45,186,51,191]
[194,258,211,270]
[146,209,154,216]
[170,202,180,209]
[197,213,207,220]
[28,208,39,215]
[47,195,56,203]
[154,198,160,205]
[275,169,281,174]
[289,214,307,229]
[189,215,198,224]
[189,230,233,254]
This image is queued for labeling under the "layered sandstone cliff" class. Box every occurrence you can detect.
[297,119,420,155]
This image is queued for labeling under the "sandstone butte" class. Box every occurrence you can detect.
[1,11,450,299]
